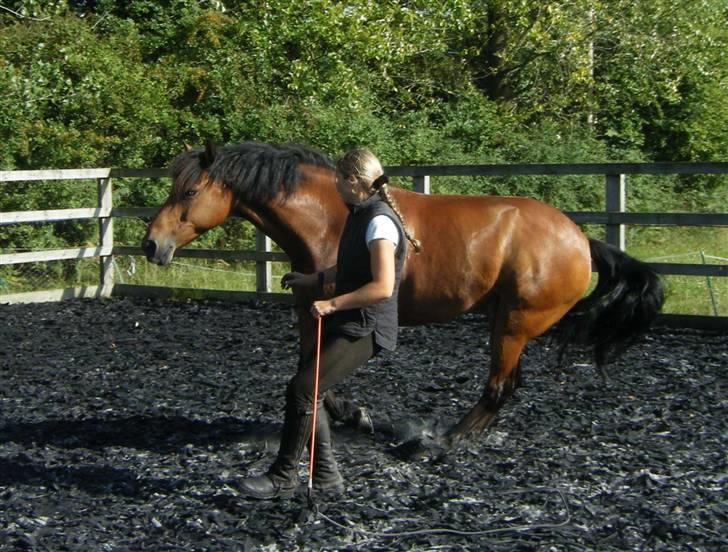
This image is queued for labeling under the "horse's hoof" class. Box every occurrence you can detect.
[390,438,428,460]
[390,434,450,461]
[352,407,374,434]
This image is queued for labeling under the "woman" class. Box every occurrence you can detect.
[237,148,421,499]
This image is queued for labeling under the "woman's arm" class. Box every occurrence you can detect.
[311,240,395,318]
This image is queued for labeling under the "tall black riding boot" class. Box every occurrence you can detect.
[309,406,345,494]
[237,407,312,500]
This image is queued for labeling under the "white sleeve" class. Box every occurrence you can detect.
[365,215,400,248]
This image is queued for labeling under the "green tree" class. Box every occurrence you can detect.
[593,0,728,161]
[453,0,728,161]
[0,15,180,168]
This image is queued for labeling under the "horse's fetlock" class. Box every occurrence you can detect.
[485,381,505,403]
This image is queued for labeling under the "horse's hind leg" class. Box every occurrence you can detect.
[392,315,528,460]
[446,330,527,441]
[446,305,564,443]
[392,305,564,460]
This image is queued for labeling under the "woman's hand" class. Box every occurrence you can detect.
[281,271,316,290]
[311,299,337,318]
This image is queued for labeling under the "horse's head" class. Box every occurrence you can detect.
[142,141,234,266]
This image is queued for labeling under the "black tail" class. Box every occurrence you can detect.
[556,239,665,369]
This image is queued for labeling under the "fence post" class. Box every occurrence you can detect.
[256,228,272,293]
[412,175,430,194]
[97,177,114,297]
[605,173,626,250]
[700,251,719,316]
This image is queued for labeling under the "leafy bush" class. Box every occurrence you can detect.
[1,0,726,260]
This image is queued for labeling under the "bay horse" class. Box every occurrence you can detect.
[142,141,664,450]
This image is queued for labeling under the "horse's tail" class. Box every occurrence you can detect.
[556,238,665,369]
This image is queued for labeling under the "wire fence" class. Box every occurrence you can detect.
[0,250,269,295]
[108,254,289,293]
[644,251,726,316]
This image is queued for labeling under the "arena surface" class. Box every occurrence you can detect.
[0,298,725,550]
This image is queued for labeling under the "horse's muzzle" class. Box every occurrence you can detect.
[141,237,157,260]
[141,238,174,266]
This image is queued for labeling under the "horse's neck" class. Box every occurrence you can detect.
[234,171,346,272]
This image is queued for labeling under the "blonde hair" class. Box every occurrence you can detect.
[336,149,422,253]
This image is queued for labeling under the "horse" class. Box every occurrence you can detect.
[142,140,664,452]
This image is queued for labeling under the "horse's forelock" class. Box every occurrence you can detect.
[169,149,205,200]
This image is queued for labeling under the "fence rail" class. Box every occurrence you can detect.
[1,163,727,330]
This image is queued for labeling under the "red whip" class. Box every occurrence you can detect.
[307,316,323,497]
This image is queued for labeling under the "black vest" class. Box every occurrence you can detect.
[328,194,407,351]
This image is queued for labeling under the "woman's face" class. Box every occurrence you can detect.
[336,170,368,204]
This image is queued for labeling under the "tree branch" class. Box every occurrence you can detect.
[0,4,50,21]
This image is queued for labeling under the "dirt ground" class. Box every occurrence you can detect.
[0,297,725,551]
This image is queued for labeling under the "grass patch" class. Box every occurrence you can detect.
[628,227,727,315]
[116,256,292,294]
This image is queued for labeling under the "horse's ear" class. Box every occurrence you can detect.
[200,139,217,168]
[184,143,193,152]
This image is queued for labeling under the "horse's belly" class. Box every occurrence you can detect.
[397,285,491,326]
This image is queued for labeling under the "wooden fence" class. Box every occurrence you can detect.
[1,162,727,330]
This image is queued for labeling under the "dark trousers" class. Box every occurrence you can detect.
[287,333,377,414]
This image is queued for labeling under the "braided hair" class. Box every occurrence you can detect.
[371,175,422,253]
[336,149,422,253]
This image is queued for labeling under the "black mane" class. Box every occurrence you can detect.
[170,141,335,204]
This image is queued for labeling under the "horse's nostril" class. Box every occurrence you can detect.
[142,238,157,258]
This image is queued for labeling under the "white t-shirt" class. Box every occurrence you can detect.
[365,215,400,249]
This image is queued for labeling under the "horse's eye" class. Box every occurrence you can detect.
[184,189,198,198]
